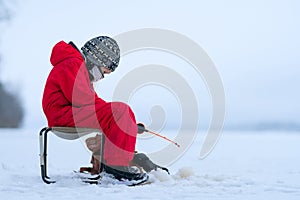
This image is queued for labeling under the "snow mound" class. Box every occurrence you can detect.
[147,167,195,184]
[175,167,195,179]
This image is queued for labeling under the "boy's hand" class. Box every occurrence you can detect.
[137,123,146,134]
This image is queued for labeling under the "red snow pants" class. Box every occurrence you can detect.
[73,102,138,166]
[98,102,138,166]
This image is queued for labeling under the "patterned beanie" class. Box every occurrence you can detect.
[81,36,120,72]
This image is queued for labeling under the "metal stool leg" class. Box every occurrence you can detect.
[99,135,105,173]
[39,127,55,184]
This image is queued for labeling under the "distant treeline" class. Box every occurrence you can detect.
[0,83,24,127]
[0,0,24,128]
[225,122,300,132]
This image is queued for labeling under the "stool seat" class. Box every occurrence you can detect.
[51,127,101,140]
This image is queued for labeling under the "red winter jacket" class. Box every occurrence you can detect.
[42,41,106,128]
[42,41,138,166]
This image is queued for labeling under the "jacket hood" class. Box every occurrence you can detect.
[50,41,84,66]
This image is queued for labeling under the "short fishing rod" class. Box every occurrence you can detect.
[137,123,180,148]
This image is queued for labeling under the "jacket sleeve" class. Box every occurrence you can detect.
[58,58,106,107]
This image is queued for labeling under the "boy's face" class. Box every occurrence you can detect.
[100,66,112,75]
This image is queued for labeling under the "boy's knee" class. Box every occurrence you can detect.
[111,102,132,113]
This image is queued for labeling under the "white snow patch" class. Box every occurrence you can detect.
[0,130,300,199]
[149,169,172,182]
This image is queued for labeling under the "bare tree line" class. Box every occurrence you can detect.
[0,0,24,127]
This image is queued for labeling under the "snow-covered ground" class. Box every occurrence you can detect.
[0,129,299,200]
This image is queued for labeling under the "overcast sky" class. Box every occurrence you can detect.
[0,0,299,130]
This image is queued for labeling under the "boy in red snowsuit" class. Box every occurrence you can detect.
[42,36,147,182]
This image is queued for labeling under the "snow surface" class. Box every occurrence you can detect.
[0,129,300,200]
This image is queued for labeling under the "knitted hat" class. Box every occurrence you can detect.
[81,36,120,72]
